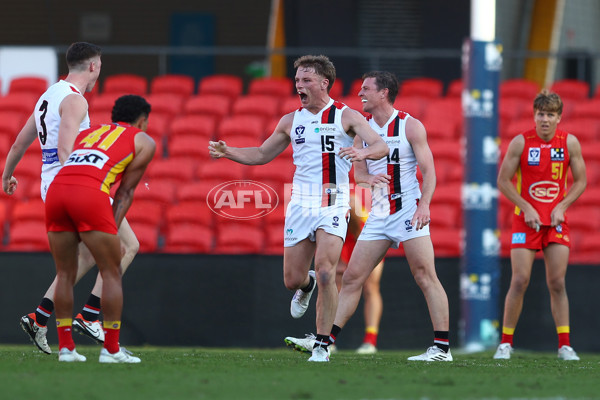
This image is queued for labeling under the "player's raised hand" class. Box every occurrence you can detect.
[208,140,228,159]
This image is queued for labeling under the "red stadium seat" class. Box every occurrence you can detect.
[264,224,284,255]
[164,201,214,231]
[198,74,243,101]
[183,94,232,124]
[559,118,600,144]
[0,93,38,117]
[231,95,281,123]
[6,220,49,252]
[146,158,197,183]
[145,93,185,121]
[430,227,462,257]
[197,159,247,183]
[429,203,461,229]
[102,74,148,95]
[339,96,368,116]
[128,223,159,253]
[161,224,213,254]
[168,134,211,161]
[176,181,215,203]
[125,200,164,228]
[329,79,344,99]
[429,141,463,165]
[214,225,264,254]
[89,110,113,126]
[422,118,460,142]
[504,118,535,141]
[349,78,363,97]
[248,77,293,98]
[500,79,539,100]
[247,157,295,184]
[433,183,462,207]
[499,97,528,121]
[572,99,600,118]
[550,79,590,101]
[89,92,124,113]
[217,115,265,141]
[393,96,427,119]
[150,74,195,99]
[0,111,26,140]
[133,178,177,205]
[169,115,217,140]
[279,97,302,115]
[446,79,462,97]
[146,113,171,142]
[8,76,48,96]
[11,199,45,223]
[399,77,443,98]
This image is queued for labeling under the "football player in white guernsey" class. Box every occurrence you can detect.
[2,42,140,355]
[332,71,451,361]
[209,55,388,362]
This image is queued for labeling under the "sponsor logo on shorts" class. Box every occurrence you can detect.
[207,180,279,220]
[512,232,526,244]
[332,216,339,228]
[556,224,563,233]
[404,219,413,232]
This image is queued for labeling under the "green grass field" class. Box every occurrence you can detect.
[1,345,598,400]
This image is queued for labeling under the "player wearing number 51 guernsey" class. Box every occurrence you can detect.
[46,94,155,362]
[494,90,586,361]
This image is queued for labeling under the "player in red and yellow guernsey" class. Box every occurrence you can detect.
[494,90,587,360]
[46,95,155,363]
[209,55,388,362]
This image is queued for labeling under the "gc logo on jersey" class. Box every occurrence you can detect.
[528,148,540,166]
[64,149,108,169]
[550,148,564,161]
[295,125,306,144]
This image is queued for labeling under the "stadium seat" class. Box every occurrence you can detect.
[550,79,590,101]
[429,203,461,229]
[279,97,302,115]
[102,74,148,95]
[231,95,281,123]
[216,115,265,141]
[175,181,215,203]
[169,115,216,141]
[504,118,535,140]
[430,227,462,257]
[0,93,38,117]
[125,200,164,229]
[11,199,45,223]
[248,77,293,98]
[0,111,26,140]
[559,118,600,144]
[128,222,159,253]
[435,158,464,184]
[247,157,295,184]
[421,117,460,141]
[197,74,243,101]
[150,74,195,99]
[445,79,462,97]
[89,110,113,126]
[499,79,539,100]
[133,178,177,205]
[13,153,42,182]
[145,93,185,121]
[168,134,211,161]
[572,99,600,119]
[8,76,48,96]
[183,94,232,124]
[433,183,462,208]
[214,225,264,254]
[89,92,124,113]
[161,224,213,254]
[329,79,344,99]
[146,157,197,183]
[399,77,443,98]
[393,96,427,119]
[164,201,214,231]
[146,113,171,142]
[567,206,600,233]
[6,220,49,252]
[499,97,528,121]
[264,224,284,255]
[197,159,247,183]
[339,96,368,116]
[429,140,463,165]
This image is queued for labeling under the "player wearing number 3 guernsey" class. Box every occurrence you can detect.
[286,71,452,361]
[2,43,141,356]
[46,94,155,362]
[494,90,586,361]
[209,55,388,362]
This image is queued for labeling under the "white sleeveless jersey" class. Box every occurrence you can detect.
[34,80,90,183]
[365,109,420,216]
[290,99,353,208]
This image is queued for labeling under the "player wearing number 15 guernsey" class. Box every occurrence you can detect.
[494,90,586,361]
[209,55,388,362]
[2,43,140,355]
[46,94,155,363]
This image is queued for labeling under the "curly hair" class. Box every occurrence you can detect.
[111,95,151,124]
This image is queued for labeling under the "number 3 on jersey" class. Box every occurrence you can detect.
[387,148,400,164]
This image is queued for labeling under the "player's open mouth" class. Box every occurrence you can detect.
[298,92,308,101]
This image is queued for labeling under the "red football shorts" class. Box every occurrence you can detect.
[45,183,118,234]
[510,212,571,250]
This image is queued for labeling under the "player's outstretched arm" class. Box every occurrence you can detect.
[2,114,38,195]
[339,108,388,162]
[208,113,292,165]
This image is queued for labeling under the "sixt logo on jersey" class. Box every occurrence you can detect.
[64,149,108,169]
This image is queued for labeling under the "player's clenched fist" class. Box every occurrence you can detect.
[208,140,228,159]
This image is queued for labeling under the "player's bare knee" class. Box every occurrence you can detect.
[122,237,140,258]
[546,277,566,294]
